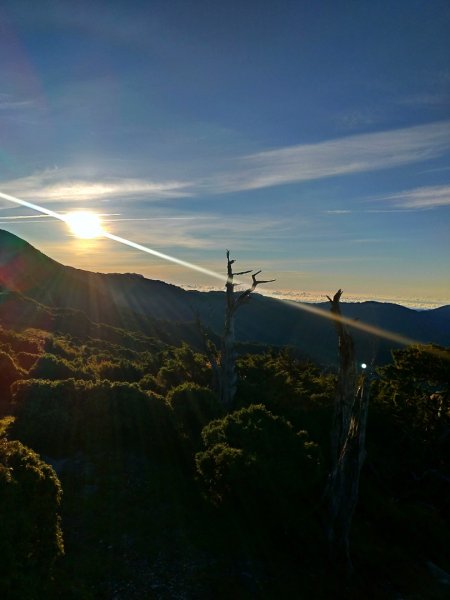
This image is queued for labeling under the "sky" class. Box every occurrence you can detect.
[0,0,449,308]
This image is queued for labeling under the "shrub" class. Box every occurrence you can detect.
[95,359,145,382]
[156,344,211,392]
[196,405,322,530]
[167,383,222,442]
[15,351,39,371]
[139,373,162,393]
[11,379,175,458]
[0,438,64,598]
[0,350,26,413]
[28,353,77,380]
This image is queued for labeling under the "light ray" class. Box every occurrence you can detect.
[269,295,450,361]
[0,189,447,359]
[276,297,418,346]
[0,190,66,220]
[104,232,225,282]
[0,190,225,282]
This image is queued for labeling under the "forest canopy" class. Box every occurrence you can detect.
[0,316,449,598]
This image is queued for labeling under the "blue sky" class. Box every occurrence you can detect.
[0,0,449,306]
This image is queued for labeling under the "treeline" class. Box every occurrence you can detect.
[0,320,449,598]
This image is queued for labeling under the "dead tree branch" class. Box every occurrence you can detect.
[219,250,275,409]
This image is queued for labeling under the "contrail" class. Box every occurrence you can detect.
[0,189,446,358]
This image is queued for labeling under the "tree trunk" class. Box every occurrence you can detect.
[217,251,275,410]
[326,290,370,575]
[221,306,237,409]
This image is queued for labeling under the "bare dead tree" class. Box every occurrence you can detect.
[195,252,274,410]
[214,250,275,409]
[326,289,370,575]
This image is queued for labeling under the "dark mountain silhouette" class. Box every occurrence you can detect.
[0,229,193,323]
[0,229,448,365]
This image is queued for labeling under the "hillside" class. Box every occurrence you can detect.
[1,229,449,599]
[1,229,449,364]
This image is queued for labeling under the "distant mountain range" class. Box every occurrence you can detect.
[0,229,448,365]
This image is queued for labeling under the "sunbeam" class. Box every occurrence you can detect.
[270,297,450,362]
[278,297,418,347]
[0,190,226,283]
[0,189,447,359]
[103,232,225,283]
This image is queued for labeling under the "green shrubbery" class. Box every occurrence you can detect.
[236,351,335,453]
[167,382,223,443]
[0,438,63,598]
[28,353,81,380]
[0,350,26,413]
[11,379,174,458]
[196,404,322,531]
[1,317,449,598]
[156,343,211,393]
[95,358,145,382]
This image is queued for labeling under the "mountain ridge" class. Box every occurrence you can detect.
[0,229,448,365]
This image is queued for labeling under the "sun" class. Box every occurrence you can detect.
[64,211,104,239]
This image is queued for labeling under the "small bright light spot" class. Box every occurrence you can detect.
[64,211,104,239]
[361,363,367,369]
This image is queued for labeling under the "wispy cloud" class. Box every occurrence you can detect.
[113,213,298,251]
[1,121,449,205]
[0,199,294,251]
[0,93,36,111]
[383,184,450,209]
[0,168,192,202]
[205,120,450,193]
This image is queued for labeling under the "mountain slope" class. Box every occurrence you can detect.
[0,229,193,324]
[1,229,448,364]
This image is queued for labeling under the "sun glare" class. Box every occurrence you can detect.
[64,211,104,239]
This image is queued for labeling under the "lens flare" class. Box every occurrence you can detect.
[103,231,225,282]
[0,190,224,282]
[275,297,420,347]
[0,188,448,361]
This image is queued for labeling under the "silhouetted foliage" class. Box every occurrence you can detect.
[1,301,449,598]
[235,350,335,445]
[168,382,223,443]
[156,343,211,393]
[28,353,79,380]
[0,438,63,599]
[376,344,449,448]
[11,379,174,458]
[196,404,322,531]
[95,358,145,382]
[368,344,450,513]
[15,351,39,371]
[138,373,162,393]
[0,350,26,413]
